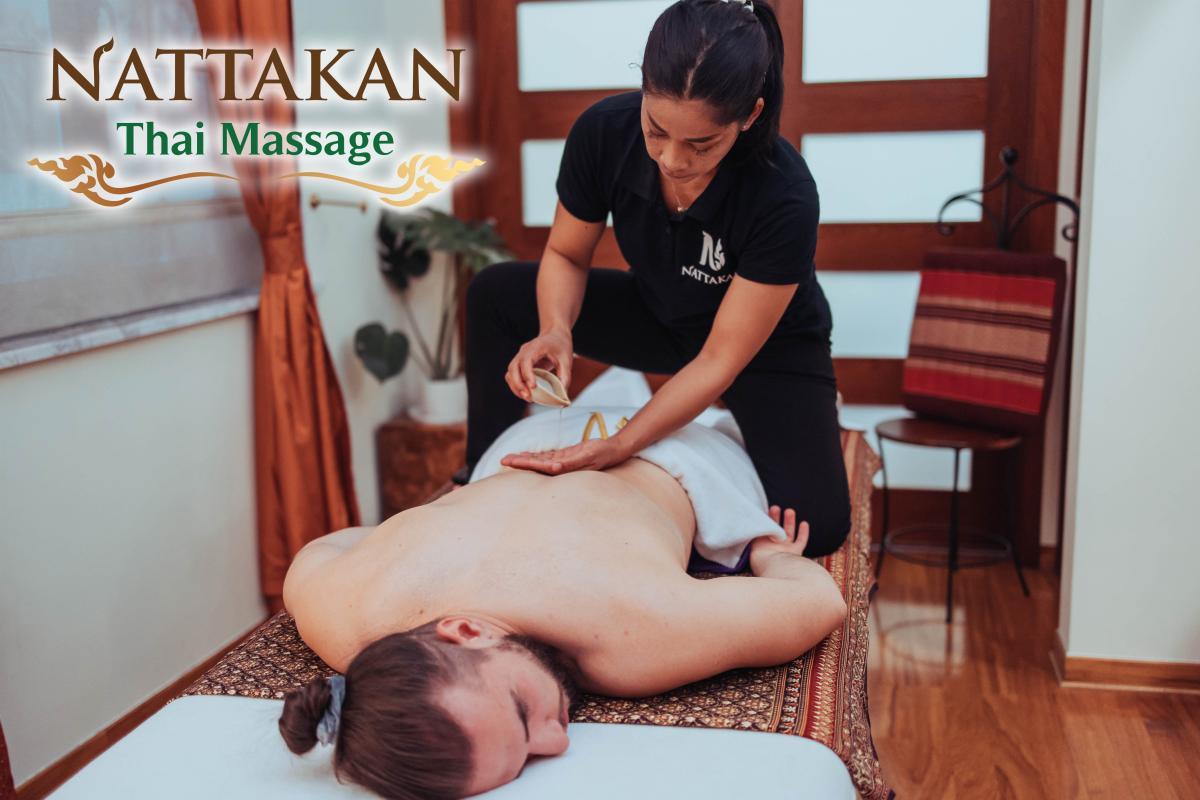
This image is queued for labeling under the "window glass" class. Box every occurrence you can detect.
[517,0,672,91]
[803,0,990,84]
[802,131,985,223]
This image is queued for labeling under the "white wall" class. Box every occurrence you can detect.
[0,316,265,785]
[292,0,457,524]
[1058,0,1200,663]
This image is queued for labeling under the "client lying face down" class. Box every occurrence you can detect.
[278,617,576,799]
[277,448,846,799]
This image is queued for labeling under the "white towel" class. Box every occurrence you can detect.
[470,399,787,570]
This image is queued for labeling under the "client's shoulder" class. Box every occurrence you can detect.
[283,526,377,621]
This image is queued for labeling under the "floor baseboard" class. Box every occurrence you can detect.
[16,616,267,799]
[1051,631,1200,695]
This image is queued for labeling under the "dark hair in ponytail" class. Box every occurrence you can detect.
[641,0,785,167]
[279,674,333,756]
[279,621,478,800]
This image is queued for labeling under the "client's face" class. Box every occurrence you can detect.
[439,634,580,796]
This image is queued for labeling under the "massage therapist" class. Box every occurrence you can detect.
[458,0,851,556]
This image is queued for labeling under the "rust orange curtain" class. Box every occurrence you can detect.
[194,0,360,612]
[0,719,13,800]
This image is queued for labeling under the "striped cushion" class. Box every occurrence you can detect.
[902,248,1066,432]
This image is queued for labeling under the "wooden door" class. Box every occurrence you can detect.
[445,0,1069,563]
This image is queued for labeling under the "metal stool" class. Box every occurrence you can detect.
[873,417,1031,622]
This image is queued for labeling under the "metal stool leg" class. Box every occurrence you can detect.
[1011,538,1031,596]
[1004,445,1032,597]
[946,448,962,623]
[875,438,890,578]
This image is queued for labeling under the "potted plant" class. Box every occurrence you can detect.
[355,208,511,424]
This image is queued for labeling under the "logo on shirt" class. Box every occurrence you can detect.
[699,230,725,271]
[681,229,732,286]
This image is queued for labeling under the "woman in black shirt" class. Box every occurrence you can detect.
[462,0,850,558]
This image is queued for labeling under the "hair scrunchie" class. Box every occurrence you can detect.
[315,675,346,746]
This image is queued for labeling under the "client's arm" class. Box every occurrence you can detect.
[589,510,847,697]
[748,508,836,585]
[696,511,847,669]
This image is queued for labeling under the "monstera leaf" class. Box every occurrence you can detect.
[379,208,509,277]
[377,214,432,292]
[354,323,409,383]
[366,209,513,382]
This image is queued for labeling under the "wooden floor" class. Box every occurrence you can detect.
[867,553,1200,799]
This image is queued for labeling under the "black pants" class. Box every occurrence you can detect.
[464,260,851,557]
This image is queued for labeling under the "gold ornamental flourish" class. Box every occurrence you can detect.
[279,154,486,207]
[27,152,485,208]
[27,154,236,207]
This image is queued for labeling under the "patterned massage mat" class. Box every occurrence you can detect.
[183,429,892,800]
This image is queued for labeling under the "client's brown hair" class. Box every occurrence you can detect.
[278,621,480,800]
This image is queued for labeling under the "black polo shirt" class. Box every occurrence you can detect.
[555,90,833,366]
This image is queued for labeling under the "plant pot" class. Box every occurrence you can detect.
[411,375,468,425]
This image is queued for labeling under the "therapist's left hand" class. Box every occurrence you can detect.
[501,436,631,475]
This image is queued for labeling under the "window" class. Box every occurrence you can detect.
[0,0,262,361]
[801,0,990,84]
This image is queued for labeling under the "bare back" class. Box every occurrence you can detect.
[285,455,845,697]
[285,459,699,685]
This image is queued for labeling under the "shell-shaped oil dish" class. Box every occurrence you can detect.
[530,367,571,407]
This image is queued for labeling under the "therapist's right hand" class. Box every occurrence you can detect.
[506,329,573,402]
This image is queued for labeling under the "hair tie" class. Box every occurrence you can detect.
[724,0,754,12]
[315,675,346,746]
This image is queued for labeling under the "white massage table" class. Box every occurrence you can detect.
[52,695,857,799]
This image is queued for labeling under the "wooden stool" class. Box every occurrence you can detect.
[873,417,1031,623]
